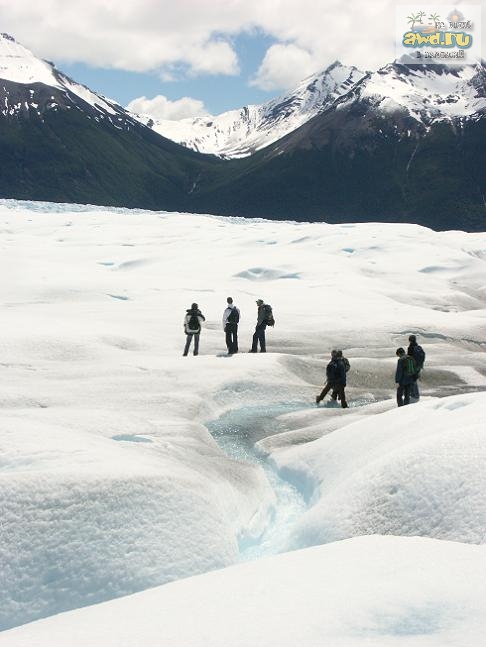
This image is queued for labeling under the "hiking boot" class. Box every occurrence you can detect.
[315,396,321,405]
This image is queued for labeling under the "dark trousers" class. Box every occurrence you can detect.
[410,373,420,399]
[251,324,266,352]
[225,324,238,353]
[318,383,348,408]
[183,333,200,356]
[397,384,411,406]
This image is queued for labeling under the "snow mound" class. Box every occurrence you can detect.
[0,414,274,630]
[2,536,486,647]
[272,392,486,549]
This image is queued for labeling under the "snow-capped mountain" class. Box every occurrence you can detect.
[0,33,216,211]
[131,62,366,158]
[190,60,486,231]
[0,32,138,127]
[0,31,485,231]
[269,59,486,156]
[337,60,486,129]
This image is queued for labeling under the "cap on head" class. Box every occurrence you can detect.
[409,334,417,342]
[396,347,405,356]
[256,299,264,305]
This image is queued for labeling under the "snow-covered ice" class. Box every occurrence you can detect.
[264,392,486,549]
[2,536,486,647]
[0,199,485,639]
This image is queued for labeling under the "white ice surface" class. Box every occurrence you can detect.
[1,199,485,634]
[2,536,486,647]
[267,391,486,548]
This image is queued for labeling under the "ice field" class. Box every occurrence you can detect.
[1,199,485,644]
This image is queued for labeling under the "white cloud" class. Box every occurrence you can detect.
[250,43,318,91]
[0,0,481,85]
[126,95,209,121]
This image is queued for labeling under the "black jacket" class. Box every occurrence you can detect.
[326,359,346,385]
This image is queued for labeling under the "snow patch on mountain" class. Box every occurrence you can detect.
[0,33,57,86]
[131,62,366,158]
[356,61,486,124]
[0,33,128,120]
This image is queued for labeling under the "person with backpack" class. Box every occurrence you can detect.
[249,299,274,353]
[331,350,350,402]
[316,349,348,408]
[183,303,205,356]
[395,347,416,406]
[407,334,426,400]
[222,296,240,355]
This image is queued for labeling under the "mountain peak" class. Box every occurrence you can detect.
[353,58,486,124]
[0,32,58,86]
[134,61,366,158]
[0,32,142,126]
[1,33,16,43]
[326,60,344,71]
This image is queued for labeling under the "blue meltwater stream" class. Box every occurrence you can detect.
[207,402,311,561]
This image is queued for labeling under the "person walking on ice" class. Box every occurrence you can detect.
[395,347,416,406]
[316,349,348,408]
[222,297,240,355]
[407,334,426,400]
[331,350,350,402]
[183,303,205,356]
[249,299,274,353]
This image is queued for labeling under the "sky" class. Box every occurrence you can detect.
[0,0,482,118]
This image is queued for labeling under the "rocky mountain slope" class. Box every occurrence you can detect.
[189,61,486,231]
[0,32,484,231]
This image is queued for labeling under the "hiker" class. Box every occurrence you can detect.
[222,296,240,355]
[407,334,426,400]
[331,350,350,402]
[183,303,205,356]
[249,299,274,353]
[395,347,416,406]
[316,349,348,408]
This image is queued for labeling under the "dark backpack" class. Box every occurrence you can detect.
[263,304,275,327]
[326,359,340,382]
[227,307,240,324]
[188,313,200,332]
[404,356,417,377]
[413,345,425,368]
[342,357,350,373]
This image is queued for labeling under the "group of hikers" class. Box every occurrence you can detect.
[183,300,426,409]
[183,297,274,357]
[315,334,426,409]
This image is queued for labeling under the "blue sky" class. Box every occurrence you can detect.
[60,32,278,115]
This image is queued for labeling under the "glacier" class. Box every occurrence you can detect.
[0,199,485,643]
